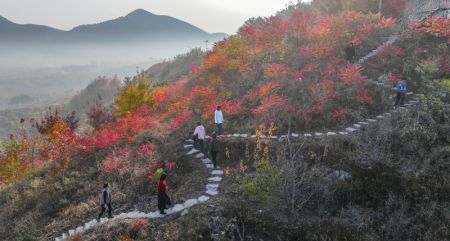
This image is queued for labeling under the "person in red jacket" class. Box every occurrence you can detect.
[157,173,171,215]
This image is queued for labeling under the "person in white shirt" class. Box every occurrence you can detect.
[193,122,205,153]
[214,106,223,135]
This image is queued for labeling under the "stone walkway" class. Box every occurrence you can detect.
[55,142,224,241]
[55,32,412,241]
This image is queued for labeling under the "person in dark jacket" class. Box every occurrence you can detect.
[98,183,113,221]
[394,78,407,107]
[157,173,171,215]
[345,42,356,61]
[210,133,220,168]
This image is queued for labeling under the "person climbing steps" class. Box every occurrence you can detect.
[157,173,171,215]
[97,183,113,221]
[210,133,220,169]
[395,77,407,107]
[193,122,205,154]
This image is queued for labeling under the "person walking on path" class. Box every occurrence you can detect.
[157,173,171,215]
[345,42,356,62]
[210,133,220,169]
[395,78,407,107]
[97,183,113,221]
[193,122,205,153]
[214,106,223,136]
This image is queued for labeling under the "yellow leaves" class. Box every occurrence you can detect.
[115,78,155,117]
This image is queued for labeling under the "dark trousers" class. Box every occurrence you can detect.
[215,123,222,135]
[196,139,204,153]
[158,193,171,211]
[395,92,405,106]
[98,203,112,219]
[211,151,218,168]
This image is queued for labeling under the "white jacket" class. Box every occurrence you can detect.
[214,110,223,124]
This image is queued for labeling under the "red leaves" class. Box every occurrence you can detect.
[339,65,368,84]
[253,95,287,115]
[332,107,348,121]
[264,63,289,79]
[168,111,194,129]
[357,89,372,103]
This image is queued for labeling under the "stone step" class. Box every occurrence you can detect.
[183,199,199,209]
[315,132,323,136]
[358,122,369,125]
[187,149,200,155]
[198,195,210,203]
[202,158,212,164]
[208,176,223,182]
[206,183,219,192]
[211,170,224,176]
[291,133,299,137]
[206,190,219,196]
[326,132,337,136]
[195,153,205,158]
[366,119,376,123]
[185,139,194,144]
[206,164,214,169]
[240,134,248,138]
[171,204,185,213]
[304,133,312,137]
[353,124,362,128]
[339,132,348,135]
[184,144,193,149]
[346,127,357,132]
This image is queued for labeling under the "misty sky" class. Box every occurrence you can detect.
[0,0,304,34]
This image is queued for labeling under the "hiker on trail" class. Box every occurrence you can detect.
[345,42,356,61]
[210,133,220,169]
[214,106,223,136]
[98,183,113,221]
[157,173,171,215]
[395,78,407,107]
[193,122,205,154]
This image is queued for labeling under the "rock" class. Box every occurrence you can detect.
[208,176,222,182]
[62,234,68,239]
[211,170,224,176]
[233,133,240,137]
[183,199,199,208]
[55,238,61,241]
[198,195,210,203]
[75,226,83,234]
[330,170,352,180]
[181,209,189,216]
[148,211,161,218]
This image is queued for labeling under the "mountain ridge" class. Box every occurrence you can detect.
[0,9,227,42]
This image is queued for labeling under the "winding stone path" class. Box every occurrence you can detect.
[55,32,415,241]
[55,142,224,241]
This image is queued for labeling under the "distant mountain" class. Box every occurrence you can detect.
[0,15,62,36]
[0,9,228,43]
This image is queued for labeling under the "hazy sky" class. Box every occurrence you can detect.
[0,0,299,34]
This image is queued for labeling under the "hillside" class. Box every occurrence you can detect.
[0,1,449,241]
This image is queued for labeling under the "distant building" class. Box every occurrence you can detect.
[405,0,450,22]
